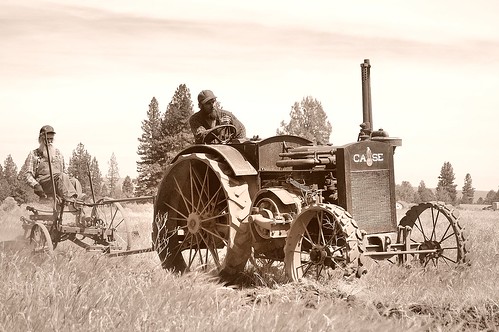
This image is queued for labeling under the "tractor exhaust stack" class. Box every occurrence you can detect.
[359,59,373,141]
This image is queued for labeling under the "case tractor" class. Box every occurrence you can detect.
[152,59,469,282]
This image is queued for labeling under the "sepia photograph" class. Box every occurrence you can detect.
[1,1,498,331]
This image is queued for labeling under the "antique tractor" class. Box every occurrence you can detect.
[152,59,469,282]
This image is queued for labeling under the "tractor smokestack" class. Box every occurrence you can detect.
[360,59,373,140]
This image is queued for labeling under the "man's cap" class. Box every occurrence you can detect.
[39,125,56,135]
[198,90,216,104]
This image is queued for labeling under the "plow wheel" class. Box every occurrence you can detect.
[284,204,365,282]
[398,202,469,267]
[29,222,54,255]
[91,199,131,251]
[153,153,252,275]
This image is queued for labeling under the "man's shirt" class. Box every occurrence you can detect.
[20,148,65,187]
[189,109,246,144]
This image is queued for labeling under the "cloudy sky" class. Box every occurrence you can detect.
[1,0,498,191]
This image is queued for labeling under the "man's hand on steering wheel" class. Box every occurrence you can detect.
[202,124,237,144]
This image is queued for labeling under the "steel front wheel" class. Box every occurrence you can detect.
[398,202,469,267]
[91,199,131,251]
[284,204,364,282]
[153,153,252,274]
[29,222,54,254]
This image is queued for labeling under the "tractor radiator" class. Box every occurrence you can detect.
[337,140,397,234]
[350,170,395,233]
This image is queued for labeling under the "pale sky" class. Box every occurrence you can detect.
[1,0,498,191]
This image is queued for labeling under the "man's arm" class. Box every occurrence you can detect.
[228,112,246,139]
[20,150,39,188]
[189,113,210,144]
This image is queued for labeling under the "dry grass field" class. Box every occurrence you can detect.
[1,201,498,331]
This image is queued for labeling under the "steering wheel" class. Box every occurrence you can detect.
[202,124,237,144]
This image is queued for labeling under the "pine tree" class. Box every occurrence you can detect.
[0,164,9,202]
[460,173,475,204]
[277,96,332,144]
[89,157,103,198]
[436,162,458,204]
[3,155,32,203]
[3,155,18,200]
[3,155,18,189]
[136,97,164,196]
[122,175,134,198]
[160,84,194,163]
[107,153,120,198]
[101,183,109,197]
[416,180,435,203]
[68,143,92,195]
[136,86,195,196]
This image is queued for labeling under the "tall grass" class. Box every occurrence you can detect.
[1,202,498,331]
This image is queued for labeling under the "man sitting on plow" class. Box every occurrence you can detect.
[21,125,84,203]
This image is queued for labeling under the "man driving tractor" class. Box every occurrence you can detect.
[21,125,83,202]
[189,90,246,144]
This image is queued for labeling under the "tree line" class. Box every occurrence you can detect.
[2,83,496,205]
[134,85,333,197]
[0,149,134,204]
[396,162,499,205]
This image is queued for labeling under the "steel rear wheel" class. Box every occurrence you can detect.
[284,204,364,282]
[399,202,469,267]
[153,153,252,274]
[91,199,131,251]
[29,222,54,255]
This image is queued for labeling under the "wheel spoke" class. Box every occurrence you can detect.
[190,237,203,268]
[191,164,210,213]
[169,217,187,222]
[164,201,189,220]
[301,235,315,247]
[423,257,431,268]
[110,217,124,230]
[189,165,195,212]
[174,176,194,215]
[316,264,323,279]
[300,261,313,276]
[317,211,323,244]
[199,211,228,223]
[198,185,224,216]
[172,231,190,261]
[440,253,458,264]
[439,225,454,243]
[440,245,458,251]
[200,227,228,246]
[304,224,316,246]
[202,232,221,267]
[430,208,440,241]
[415,217,429,242]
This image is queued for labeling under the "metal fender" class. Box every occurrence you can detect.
[171,145,257,176]
[252,187,302,212]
